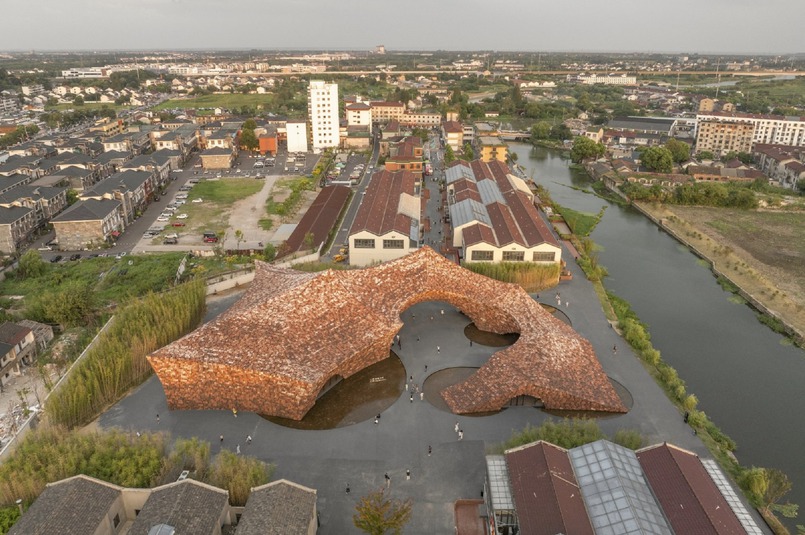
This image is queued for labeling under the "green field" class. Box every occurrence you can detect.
[45,102,129,112]
[152,93,275,111]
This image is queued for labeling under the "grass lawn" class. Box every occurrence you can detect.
[45,102,129,112]
[153,179,263,239]
[152,94,275,111]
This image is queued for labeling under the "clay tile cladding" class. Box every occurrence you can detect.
[637,444,746,534]
[350,170,416,237]
[505,442,594,535]
[148,248,625,420]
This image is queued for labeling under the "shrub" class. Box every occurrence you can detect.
[463,262,560,292]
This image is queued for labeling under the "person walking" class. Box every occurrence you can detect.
[219,434,224,444]
[156,414,160,423]
[458,429,464,440]
[470,339,473,347]
[613,345,617,354]
[406,469,411,481]
[385,473,391,488]
[410,394,414,403]
[346,483,350,494]
[236,444,240,455]
[454,421,460,433]
[428,445,432,456]
[436,346,440,354]
[247,435,252,445]
[424,364,428,373]
[420,391,424,401]
[232,407,237,418]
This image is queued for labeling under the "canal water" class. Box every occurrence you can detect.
[510,143,805,527]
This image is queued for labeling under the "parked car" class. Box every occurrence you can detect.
[203,231,218,243]
[69,253,81,261]
[171,222,186,227]
[177,213,188,219]
[50,255,63,263]
[163,237,178,245]
[37,246,52,251]
[192,198,203,203]
[157,216,170,222]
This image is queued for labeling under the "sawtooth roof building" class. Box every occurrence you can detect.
[446,160,561,265]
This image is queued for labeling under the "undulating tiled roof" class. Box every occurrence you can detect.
[149,248,625,419]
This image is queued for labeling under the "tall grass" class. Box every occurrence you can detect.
[46,279,206,429]
[463,261,560,292]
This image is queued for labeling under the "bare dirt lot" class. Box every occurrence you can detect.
[636,203,805,338]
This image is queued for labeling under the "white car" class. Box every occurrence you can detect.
[191,198,203,203]
[176,213,188,219]
[157,216,170,222]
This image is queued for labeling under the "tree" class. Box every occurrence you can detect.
[641,146,674,173]
[697,150,715,161]
[353,488,413,535]
[41,281,96,328]
[570,136,605,164]
[17,250,47,278]
[444,144,456,164]
[262,243,276,261]
[530,121,551,141]
[549,123,572,141]
[665,139,691,163]
[462,142,474,160]
[234,230,244,252]
[240,129,258,151]
[74,95,84,106]
[242,118,257,130]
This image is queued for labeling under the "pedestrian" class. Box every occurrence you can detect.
[398,339,402,349]
[220,434,224,444]
[406,469,411,481]
[458,430,464,440]
[136,431,141,437]
[405,382,409,391]
[470,339,473,347]
[417,335,420,342]
[412,313,416,320]
[385,473,391,487]
[156,414,160,423]
[613,345,617,354]
[236,444,240,455]
[437,346,440,354]
[425,364,428,372]
[232,407,237,418]
[410,375,413,383]
[430,315,434,321]
[428,445,432,456]
[420,391,424,401]
[247,435,252,444]
[346,483,350,494]
[566,301,569,308]
[374,416,379,425]
[454,422,459,433]
[558,298,561,306]
[440,309,444,316]
[410,394,414,403]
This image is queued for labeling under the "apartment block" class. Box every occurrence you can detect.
[308,80,339,150]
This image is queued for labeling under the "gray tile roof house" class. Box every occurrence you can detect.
[127,479,230,535]
[0,205,33,225]
[7,475,124,535]
[52,198,120,223]
[236,480,317,535]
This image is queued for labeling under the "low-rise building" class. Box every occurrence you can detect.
[199,147,235,169]
[81,170,153,224]
[51,198,124,251]
[286,120,309,153]
[442,120,464,152]
[385,137,423,178]
[752,143,805,189]
[477,136,508,163]
[0,185,68,229]
[370,101,405,123]
[695,119,755,157]
[346,102,373,127]
[0,205,36,254]
[697,111,805,149]
[0,322,35,387]
[349,170,419,266]
[446,159,561,265]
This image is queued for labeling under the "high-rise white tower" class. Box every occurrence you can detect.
[308,80,340,151]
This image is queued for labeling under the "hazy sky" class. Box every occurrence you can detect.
[2,0,803,54]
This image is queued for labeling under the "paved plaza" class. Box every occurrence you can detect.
[100,248,713,534]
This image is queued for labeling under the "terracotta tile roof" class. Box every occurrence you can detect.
[278,185,350,258]
[0,321,31,346]
[442,120,463,134]
[350,170,416,237]
[637,444,746,535]
[371,101,405,107]
[149,248,625,420]
[505,442,593,535]
[461,222,496,247]
[346,102,371,111]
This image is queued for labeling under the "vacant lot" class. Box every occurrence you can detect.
[639,203,805,336]
[153,94,274,111]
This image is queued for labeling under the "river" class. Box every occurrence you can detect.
[510,143,805,529]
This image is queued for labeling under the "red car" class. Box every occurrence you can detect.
[172,222,186,227]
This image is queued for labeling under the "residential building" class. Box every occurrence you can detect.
[400,111,441,127]
[51,198,124,251]
[0,205,36,254]
[442,120,464,152]
[696,111,805,149]
[80,170,153,224]
[89,118,124,138]
[385,137,423,178]
[0,95,19,114]
[370,101,405,123]
[695,120,755,157]
[349,170,419,266]
[199,147,235,169]
[0,185,69,228]
[698,97,716,113]
[486,439,761,535]
[346,102,373,127]
[9,475,318,535]
[0,322,35,368]
[16,319,54,353]
[687,165,764,183]
[567,73,637,85]
[752,143,805,188]
[446,159,561,265]
[477,136,508,163]
[286,120,309,153]
[61,67,110,78]
[308,80,340,150]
